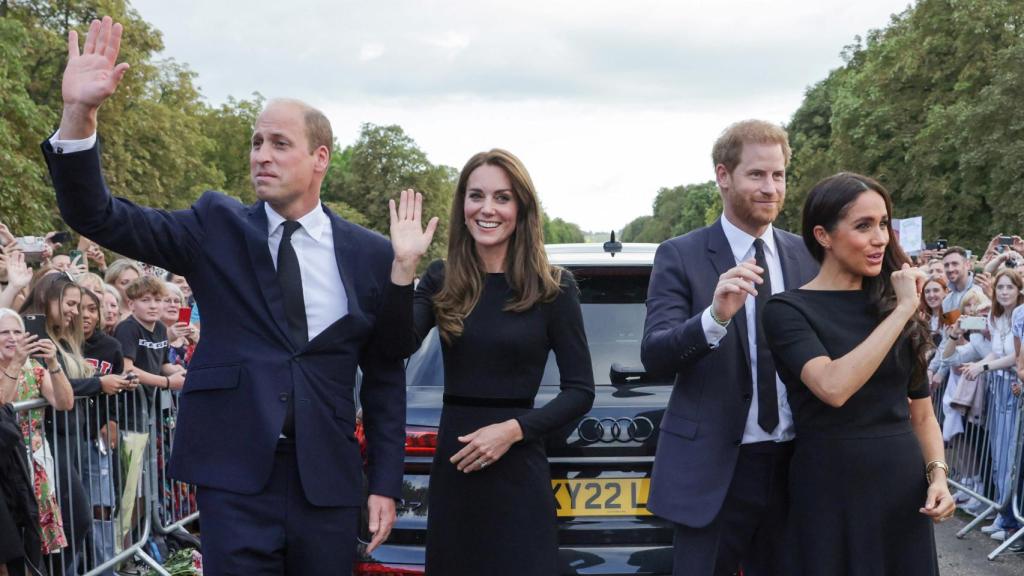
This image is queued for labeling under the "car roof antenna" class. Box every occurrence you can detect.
[603,230,622,256]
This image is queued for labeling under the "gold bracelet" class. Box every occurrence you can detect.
[925,460,948,484]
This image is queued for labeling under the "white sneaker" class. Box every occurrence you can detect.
[964,499,997,519]
[981,520,1005,534]
[991,530,1007,541]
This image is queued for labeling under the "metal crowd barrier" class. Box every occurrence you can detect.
[931,367,1024,560]
[10,382,199,576]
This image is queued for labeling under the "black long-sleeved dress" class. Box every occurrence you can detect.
[410,261,595,576]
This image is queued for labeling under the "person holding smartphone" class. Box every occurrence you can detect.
[0,307,75,567]
[161,282,197,369]
[19,273,115,572]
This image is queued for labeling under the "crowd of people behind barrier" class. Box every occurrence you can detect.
[0,221,199,575]
[918,238,1024,552]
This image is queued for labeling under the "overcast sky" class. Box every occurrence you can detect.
[130,0,913,232]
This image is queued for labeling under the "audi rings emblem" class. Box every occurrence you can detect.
[576,416,655,443]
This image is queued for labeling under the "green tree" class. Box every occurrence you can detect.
[0,16,56,234]
[200,93,264,203]
[327,124,456,264]
[785,0,1024,249]
[619,182,721,243]
[543,214,585,244]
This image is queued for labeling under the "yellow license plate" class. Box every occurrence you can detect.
[552,478,651,517]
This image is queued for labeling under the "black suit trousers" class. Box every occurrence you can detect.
[671,441,793,576]
[197,440,360,576]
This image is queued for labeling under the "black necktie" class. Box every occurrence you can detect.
[753,238,779,433]
[277,220,307,437]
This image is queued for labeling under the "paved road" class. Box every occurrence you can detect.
[935,513,1023,575]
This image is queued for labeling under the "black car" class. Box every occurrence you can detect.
[355,242,675,575]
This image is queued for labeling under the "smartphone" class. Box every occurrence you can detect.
[925,242,939,251]
[69,249,83,262]
[959,316,986,332]
[49,231,72,244]
[178,307,192,324]
[14,236,46,264]
[999,235,1014,246]
[936,239,949,250]
[21,314,48,341]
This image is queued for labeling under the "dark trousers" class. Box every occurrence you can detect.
[197,440,360,576]
[672,441,792,576]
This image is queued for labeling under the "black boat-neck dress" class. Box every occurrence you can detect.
[763,289,938,576]
[412,261,595,576]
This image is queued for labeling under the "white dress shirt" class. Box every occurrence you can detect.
[264,202,348,341]
[699,214,795,444]
[49,130,349,342]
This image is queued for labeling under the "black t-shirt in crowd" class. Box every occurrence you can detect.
[83,330,125,376]
[114,315,169,376]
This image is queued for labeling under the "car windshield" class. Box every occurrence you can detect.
[406,265,669,386]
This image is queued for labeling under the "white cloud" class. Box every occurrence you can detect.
[358,43,386,62]
[130,0,914,231]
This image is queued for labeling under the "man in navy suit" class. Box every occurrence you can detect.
[42,17,411,575]
[642,120,818,575]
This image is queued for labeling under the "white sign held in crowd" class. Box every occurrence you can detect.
[894,216,924,254]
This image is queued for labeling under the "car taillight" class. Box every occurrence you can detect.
[353,562,424,575]
[405,426,437,457]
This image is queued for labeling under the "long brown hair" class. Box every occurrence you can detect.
[20,273,93,378]
[918,275,947,321]
[990,268,1024,320]
[434,149,562,343]
[802,172,932,385]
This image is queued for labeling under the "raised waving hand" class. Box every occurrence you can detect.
[60,16,131,139]
[389,189,439,285]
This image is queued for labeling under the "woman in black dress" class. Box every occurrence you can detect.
[762,173,955,575]
[389,149,595,575]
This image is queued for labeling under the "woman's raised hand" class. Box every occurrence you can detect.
[389,189,438,285]
[892,264,928,315]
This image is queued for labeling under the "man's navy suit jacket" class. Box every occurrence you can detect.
[42,141,406,507]
[641,219,817,528]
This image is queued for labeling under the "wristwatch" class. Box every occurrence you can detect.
[983,363,990,372]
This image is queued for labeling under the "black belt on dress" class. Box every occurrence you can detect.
[443,394,534,409]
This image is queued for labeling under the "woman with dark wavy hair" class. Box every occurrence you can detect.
[762,173,953,574]
[389,149,595,575]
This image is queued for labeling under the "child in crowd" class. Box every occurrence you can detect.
[113,277,186,431]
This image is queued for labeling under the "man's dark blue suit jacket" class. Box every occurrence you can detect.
[641,219,817,527]
[42,140,406,507]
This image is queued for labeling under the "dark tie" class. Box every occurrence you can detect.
[277,220,307,437]
[753,238,779,433]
